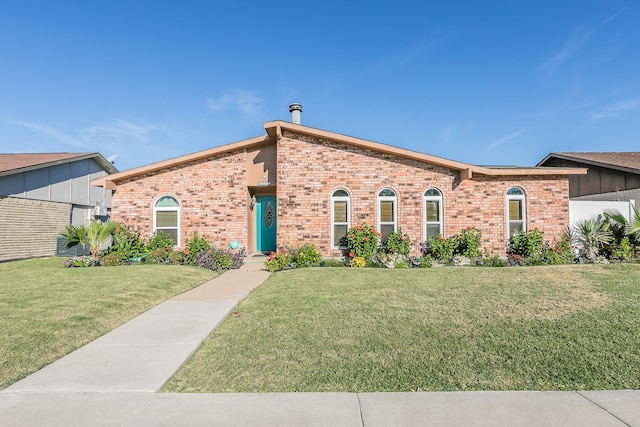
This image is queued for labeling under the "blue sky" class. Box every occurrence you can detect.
[1,1,638,171]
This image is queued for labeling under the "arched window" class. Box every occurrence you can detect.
[424,188,443,241]
[331,189,350,248]
[506,187,525,237]
[154,195,180,246]
[378,188,397,242]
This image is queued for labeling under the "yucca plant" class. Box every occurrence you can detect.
[60,220,117,260]
[573,218,613,259]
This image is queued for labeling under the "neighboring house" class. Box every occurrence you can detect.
[0,153,118,261]
[92,106,586,257]
[538,152,640,224]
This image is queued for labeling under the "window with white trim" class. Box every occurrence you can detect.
[506,187,525,238]
[331,189,350,248]
[424,188,443,241]
[154,195,180,246]
[378,188,397,242]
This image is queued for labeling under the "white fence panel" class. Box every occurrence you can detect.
[569,200,636,227]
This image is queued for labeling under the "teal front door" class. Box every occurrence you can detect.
[256,196,276,253]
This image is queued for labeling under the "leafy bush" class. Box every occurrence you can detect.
[425,235,456,260]
[384,228,411,255]
[168,250,184,265]
[147,231,175,251]
[509,229,544,258]
[349,256,366,268]
[346,223,381,261]
[184,233,211,265]
[193,250,228,271]
[611,237,634,262]
[292,243,321,268]
[229,247,246,269]
[148,248,171,264]
[211,249,233,270]
[194,251,216,270]
[541,234,574,265]
[101,253,123,266]
[264,249,292,272]
[110,224,146,259]
[424,227,483,260]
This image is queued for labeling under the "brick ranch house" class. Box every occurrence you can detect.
[92,106,586,257]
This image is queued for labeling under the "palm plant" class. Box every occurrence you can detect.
[60,220,117,260]
[605,206,640,240]
[573,218,613,259]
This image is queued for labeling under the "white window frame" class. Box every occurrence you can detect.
[331,189,351,249]
[423,188,443,242]
[153,195,181,247]
[377,188,397,242]
[506,187,526,238]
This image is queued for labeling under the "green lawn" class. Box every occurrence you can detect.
[164,264,640,392]
[0,257,216,390]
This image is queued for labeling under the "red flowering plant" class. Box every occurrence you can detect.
[345,223,380,262]
[383,228,411,256]
[264,248,292,272]
[183,232,211,265]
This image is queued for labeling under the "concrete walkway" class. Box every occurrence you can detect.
[1,259,639,426]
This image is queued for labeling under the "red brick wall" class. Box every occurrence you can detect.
[277,130,570,256]
[110,131,570,257]
[111,150,248,249]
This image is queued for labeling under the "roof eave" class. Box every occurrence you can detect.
[0,152,118,177]
[91,134,271,188]
[538,153,640,175]
[266,121,587,178]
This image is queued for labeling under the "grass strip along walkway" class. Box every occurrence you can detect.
[0,257,216,390]
[164,264,640,392]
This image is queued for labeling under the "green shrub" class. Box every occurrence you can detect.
[184,233,211,265]
[510,229,544,258]
[211,249,233,270]
[346,223,380,261]
[110,224,146,259]
[384,228,411,255]
[292,243,322,268]
[427,235,456,260]
[455,227,483,258]
[147,231,175,251]
[168,250,184,265]
[426,227,483,260]
[101,253,123,266]
[148,248,170,264]
[195,249,233,271]
[264,249,292,272]
[541,234,574,265]
[612,237,634,262]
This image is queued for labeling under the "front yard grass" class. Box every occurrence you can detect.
[0,257,216,390]
[164,264,640,392]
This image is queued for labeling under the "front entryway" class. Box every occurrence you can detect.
[256,195,276,253]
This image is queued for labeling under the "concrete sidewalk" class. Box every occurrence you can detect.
[2,258,639,426]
